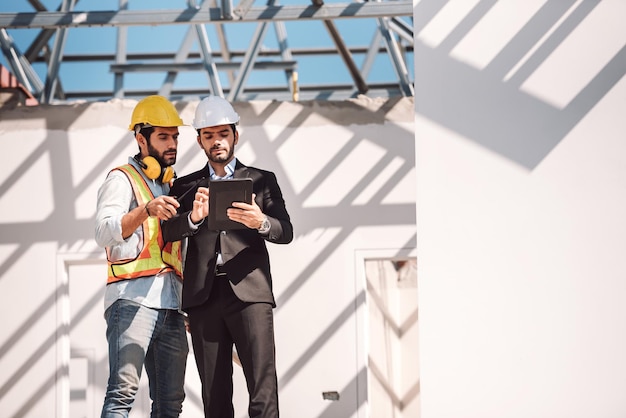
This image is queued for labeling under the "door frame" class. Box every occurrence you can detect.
[354,247,417,418]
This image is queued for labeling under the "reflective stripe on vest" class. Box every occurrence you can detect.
[106,164,183,283]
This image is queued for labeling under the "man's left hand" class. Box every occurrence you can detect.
[227,193,265,229]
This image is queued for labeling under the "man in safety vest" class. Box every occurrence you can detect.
[95,95,188,417]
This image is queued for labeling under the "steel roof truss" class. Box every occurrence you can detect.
[1,1,414,102]
[113,0,128,98]
[389,17,413,45]
[273,20,296,99]
[376,16,413,97]
[0,29,43,94]
[159,26,197,97]
[227,20,269,102]
[42,0,76,103]
[361,28,382,80]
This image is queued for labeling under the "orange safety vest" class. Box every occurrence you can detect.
[106,164,183,283]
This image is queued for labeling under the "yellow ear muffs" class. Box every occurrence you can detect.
[138,156,176,183]
[141,156,163,180]
[161,166,176,183]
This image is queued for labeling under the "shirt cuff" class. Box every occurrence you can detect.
[188,213,204,229]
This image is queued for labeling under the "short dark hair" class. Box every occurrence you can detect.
[134,124,155,152]
[196,123,237,137]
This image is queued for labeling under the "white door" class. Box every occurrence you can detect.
[66,261,150,418]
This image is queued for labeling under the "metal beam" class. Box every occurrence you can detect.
[113,0,127,98]
[33,46,411,62]
[23,0,54,62]
[323,20,368,94]
[311,0,368,94]
[110,61,297,72]
[233,0,256,18]
[0,2,412,29]
[59,81,404,101]
[159,25,197,97]
[189,0,223,96]
[376,16,413,97]
[389,16,414,44]
[273,20,297,100]
[227,21,270,101]
[41,0,76,103]
[361,28,382,80]
[0,28,42,93]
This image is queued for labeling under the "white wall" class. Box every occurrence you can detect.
[0,97,415,417]
[414,1,626,417]
[4,1,623,416]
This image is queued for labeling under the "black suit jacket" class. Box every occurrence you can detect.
[162,160,293,311]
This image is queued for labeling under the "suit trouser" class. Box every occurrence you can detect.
[187,275,279,418]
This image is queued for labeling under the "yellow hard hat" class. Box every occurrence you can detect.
[128,95,185,131]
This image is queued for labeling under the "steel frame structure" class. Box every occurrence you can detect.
[0,0,414,103]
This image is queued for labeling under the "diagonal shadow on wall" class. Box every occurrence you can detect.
[0,96,416,417]
[414,0,623,169]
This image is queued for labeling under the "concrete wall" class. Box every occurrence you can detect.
[414,1,626,417]
[0,97,416,417]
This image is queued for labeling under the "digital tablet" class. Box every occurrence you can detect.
[208,178,253,230]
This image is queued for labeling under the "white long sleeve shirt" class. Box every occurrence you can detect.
[95,157,182,312]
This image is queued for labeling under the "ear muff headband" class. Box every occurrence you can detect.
[134,156,176,183]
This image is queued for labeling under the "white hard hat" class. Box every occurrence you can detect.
[193,95,240,130]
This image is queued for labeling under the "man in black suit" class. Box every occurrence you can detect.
[162,95,293,418]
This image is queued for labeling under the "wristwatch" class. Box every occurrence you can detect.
[258,216,271,234]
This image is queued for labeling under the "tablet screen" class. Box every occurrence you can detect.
[208,178,253,230]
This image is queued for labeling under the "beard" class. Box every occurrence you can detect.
[207,146,235,164]
[147,142,176,167]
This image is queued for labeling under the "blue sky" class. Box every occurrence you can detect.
[1,0,413,96]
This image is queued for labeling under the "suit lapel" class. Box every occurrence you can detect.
[233,160,249,179]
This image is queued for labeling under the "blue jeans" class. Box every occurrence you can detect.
[101,299,189,418]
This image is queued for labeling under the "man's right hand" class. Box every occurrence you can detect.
[190,186,209,224]
[146,195,180,221]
